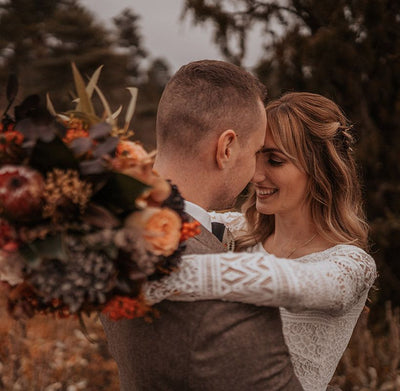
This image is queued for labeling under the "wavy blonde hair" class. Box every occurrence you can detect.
[237,92,369,251]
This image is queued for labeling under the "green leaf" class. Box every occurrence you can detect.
[124,87,138,132]
[86,65,104,100]
[93,172,150,214]
[19,234,68,268]
[94,84,113,124]
[71,62,95,116]
[30,135,79,173]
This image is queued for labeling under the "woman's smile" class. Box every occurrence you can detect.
[255,186,279,199]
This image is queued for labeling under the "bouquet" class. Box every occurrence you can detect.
[0,64,200,321]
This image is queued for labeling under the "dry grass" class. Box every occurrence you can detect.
[331,302,400,390]
[1,295,399,390]
[0,296,120,390]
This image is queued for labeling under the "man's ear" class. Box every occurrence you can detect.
[215,129,239,169]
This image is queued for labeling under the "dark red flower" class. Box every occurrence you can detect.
[0,218,17,249]
[0,165,44,221]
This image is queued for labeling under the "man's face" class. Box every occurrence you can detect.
[214,100,266,209]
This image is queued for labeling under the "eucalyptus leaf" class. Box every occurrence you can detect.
[30,136,79,173]
[93,172,150,214]
[69,137,93,156]
[16,117,58,142]
[92,137,119,158]
[89,122,112,139]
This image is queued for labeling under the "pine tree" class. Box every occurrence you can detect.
[183,0,400,308]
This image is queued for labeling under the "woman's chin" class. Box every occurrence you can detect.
[255,202,275,216]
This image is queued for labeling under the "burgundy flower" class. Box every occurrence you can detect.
[0,218,18,250]
[0,165,44,221]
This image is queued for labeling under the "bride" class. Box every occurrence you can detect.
[145,92,377,391]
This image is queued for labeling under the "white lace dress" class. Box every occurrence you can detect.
[144,212,377,391]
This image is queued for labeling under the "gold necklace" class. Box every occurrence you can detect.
[286,233,317,258]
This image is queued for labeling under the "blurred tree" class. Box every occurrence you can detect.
[0,0,170,147]
[113,8,147,85]
[135,58,172,149]
[0,0,117,103]
[183,0,400,310]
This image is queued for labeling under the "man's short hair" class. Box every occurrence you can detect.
[156,60,267,153]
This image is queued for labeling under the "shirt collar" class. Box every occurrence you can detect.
[184,200,212,232]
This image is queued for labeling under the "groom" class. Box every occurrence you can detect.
[101,60,302,390]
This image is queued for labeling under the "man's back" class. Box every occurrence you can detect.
[101,225,302,390]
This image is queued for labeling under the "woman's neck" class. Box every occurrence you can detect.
[263,211,331,258]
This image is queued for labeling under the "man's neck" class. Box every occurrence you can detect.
[154,158,214,210]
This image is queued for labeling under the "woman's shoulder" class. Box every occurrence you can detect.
[321,244,375,263]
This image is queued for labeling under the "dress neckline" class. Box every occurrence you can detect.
[253,242,360,260]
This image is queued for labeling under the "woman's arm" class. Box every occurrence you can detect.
[208,211,247,236]
[143,245,377,315]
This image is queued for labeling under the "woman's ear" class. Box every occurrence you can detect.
[215,129,239,169]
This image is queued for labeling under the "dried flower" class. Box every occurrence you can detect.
[0,65,198,321]
[116,140,149,162]
[102,295,152,320]
[180,221,201,242]
[0,130,24,151]
[63,128,90,144]
[42,169,92,222]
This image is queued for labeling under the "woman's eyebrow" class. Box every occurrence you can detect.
[261,147,283,153]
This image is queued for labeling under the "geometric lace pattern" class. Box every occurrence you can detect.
[143,212,377,391]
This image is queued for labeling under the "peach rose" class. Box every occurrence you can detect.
[116,141,149,162]
[125,207,182,256]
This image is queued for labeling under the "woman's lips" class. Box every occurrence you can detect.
[255,187,278,199]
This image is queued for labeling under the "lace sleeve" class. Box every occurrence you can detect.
[143,245,377,315]
[208,211,247,236]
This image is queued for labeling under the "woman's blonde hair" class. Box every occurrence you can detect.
[237,92,369,251]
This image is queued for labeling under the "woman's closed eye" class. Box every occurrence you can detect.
[257,148,287,167]
[268,158,284,167]
[265,153,286,167]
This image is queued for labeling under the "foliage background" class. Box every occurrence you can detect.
[0,0,399,389]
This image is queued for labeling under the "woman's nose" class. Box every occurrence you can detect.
[251,155,266,184]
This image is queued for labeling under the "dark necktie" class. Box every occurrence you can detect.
[211,222,225,242]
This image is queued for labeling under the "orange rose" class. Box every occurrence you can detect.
[125,207,182,256]
[116,141,149,162]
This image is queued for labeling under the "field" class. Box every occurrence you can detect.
[0,300,399,390]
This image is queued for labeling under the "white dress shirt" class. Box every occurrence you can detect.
[184,201,212,232]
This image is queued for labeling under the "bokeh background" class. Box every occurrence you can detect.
[0,0,399,389]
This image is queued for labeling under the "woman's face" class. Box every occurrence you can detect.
[251,128,309,217]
